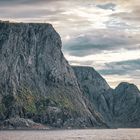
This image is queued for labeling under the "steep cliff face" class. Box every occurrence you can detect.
[73,66,140,128]
[72,66,114,125]
[72,66,110,96]
[0,22,78,95]
[0,22,105,128]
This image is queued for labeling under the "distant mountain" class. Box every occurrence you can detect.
[0,21,105,129]
[113,82,140,127]
[73,66,140,128]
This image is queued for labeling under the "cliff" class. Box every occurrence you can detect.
[0,21,140,129]
[0,22,105,128]
[72,66,114,125]
[73,66,140,128]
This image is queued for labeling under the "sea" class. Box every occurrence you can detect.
[0,129,140,140]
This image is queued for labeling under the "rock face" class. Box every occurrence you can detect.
[73,66,140,128]
[113,82,140,127]
[73,66,114,125]
[0,21,106,128]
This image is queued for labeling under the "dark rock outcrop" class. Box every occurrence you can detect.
[0,117,47,129]
[0,21,105,128]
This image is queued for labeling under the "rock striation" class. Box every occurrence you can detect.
[0,21,106,129]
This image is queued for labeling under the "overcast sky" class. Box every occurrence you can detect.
[0,0,140,89]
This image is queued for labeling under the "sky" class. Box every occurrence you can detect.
[0,0,140,89]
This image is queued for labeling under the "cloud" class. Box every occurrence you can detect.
[99,59,140,76]
[111,10,140,23]
[63,29,140,57]
[98,59,140,88]
[0,0,59,5]
[0,8,64,19]
[96,3,116,11]
[109,1,140,25]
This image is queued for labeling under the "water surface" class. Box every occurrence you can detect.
[1,129,140,140]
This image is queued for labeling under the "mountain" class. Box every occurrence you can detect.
[113,82,140,127]
[73,66,140,128]
[0,21,105,129]
[0,21,140,129]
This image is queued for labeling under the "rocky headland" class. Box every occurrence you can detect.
[0,21,139,129]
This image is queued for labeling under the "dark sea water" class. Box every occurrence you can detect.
[0,129,140,140]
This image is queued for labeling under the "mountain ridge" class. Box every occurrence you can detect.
[72,66,140,128]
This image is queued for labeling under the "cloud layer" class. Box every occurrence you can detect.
[0,0,140,88]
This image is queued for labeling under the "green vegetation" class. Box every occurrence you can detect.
[0,87,78,119]
[48,93,75,112]
[17,88,37,114]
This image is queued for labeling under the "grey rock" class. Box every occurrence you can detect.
[72,66,110,94]
[0,117,47,129]
[0,21,105,128]
[72,66,113,125]
[113,82,140,127]
[0,22,78,96]
[73,66,140,128]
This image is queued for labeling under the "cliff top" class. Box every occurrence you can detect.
[0,20,52,26]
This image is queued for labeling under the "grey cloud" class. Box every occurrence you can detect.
[110,5,140,23]
[0,0,59,5]
[111,12,140,22]
[63,30,140,57]
[0,8,64,19]
[0,0,68,24]
[104,20,131,30]
[96,3,116,11]
[99,59,140,76]
[70,60,94,66]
